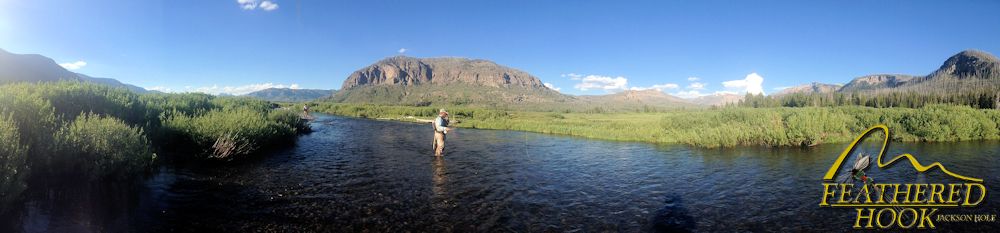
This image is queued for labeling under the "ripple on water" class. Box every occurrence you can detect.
[8,114,1000,232]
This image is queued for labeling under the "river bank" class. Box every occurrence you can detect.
[0,82,307,216]
[307,103,1000,148]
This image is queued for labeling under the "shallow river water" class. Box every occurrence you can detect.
[6,114,1000,232]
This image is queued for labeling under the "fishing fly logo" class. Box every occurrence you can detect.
[819,125,990,229]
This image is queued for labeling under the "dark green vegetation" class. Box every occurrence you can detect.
[739,89,1000,109]
[0,82,306,212]
[244,88,336,102]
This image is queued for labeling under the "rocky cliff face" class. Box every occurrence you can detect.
[341,56,546,90]
[839,74,917,92]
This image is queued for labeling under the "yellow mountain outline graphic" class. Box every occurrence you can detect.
[822,125,983,183]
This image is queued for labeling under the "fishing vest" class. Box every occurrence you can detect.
[434,117,449,132]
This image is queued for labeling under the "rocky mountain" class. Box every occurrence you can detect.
[687,93,744,106]
[930,50,999,79]
[244,88,336,102]
[341,56,545,89]
[0,48,149,93]
[838,74,917,92]
[838,50,1000,94]
[773,82,843,96]
[333,56,568,106]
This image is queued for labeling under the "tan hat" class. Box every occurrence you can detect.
[439,109,448,115]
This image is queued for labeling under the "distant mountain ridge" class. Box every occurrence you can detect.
[578,89,695,108]
[774,82,843,96]
[244,88,335,102]
[780,50,1000,95]
[688,93,744,106]
[0,48,149,93]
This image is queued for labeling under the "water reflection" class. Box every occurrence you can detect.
[3,114,1000,232]
[432,157,448,206]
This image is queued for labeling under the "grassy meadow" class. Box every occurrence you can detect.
[307,102,1000,148]
[0,81,307,212]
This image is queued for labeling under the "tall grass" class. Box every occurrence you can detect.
[163,107,297,159]
[312,103,1000,148]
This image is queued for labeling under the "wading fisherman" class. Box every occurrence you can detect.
[432,109,451,156]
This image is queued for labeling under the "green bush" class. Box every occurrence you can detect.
[141,92,214,116]
[0,91,60,164]
[164,107,296,159]
[10,81,152,126]
[269,109,308,131]
[52,113,155,181]
[0,113,29,213]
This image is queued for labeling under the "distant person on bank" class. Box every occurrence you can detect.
[432,109,451,156]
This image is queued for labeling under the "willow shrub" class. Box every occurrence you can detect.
[269,109,308,132]
[141,92,215,117]
[9,81,153,126]
[0,113,29,213]
[0,90,60,150]
[52,113,155,181]
[164,107,297,159]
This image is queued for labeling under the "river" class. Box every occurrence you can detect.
[5,113,1000,232]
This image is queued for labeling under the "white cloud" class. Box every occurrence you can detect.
[237,0,278,11]
[59,60,87,70]
[687,82,706,90]
[672,90,705,98]
[772,86,791,91]
[722,72,765,95]
[259,1,279,11]
[147,86,172,92]
[561,73,583,80]
[398,48,407,53]
[543,83,561,92]
[574,75,628,92]
[238,0,258,10]
[687,77,700,81]
[631,83,679,91]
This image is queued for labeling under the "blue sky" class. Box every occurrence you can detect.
[1,0,998,96]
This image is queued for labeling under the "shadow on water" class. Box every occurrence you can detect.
[651,194,696,232]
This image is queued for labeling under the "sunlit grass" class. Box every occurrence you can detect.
[309,103,1000,148]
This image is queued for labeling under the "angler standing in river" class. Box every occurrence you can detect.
[432,109,451,156]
